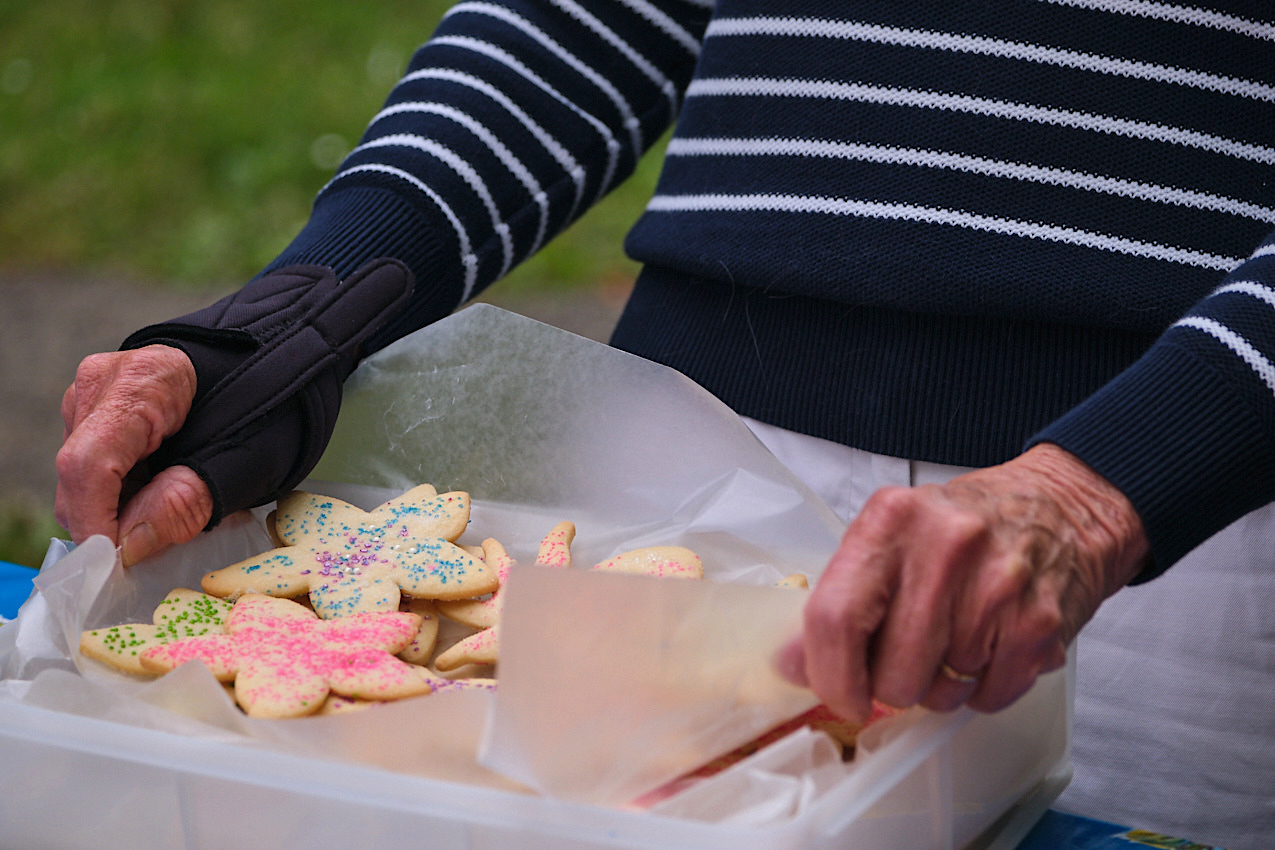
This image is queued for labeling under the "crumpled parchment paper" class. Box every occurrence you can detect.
[0,305,847,812]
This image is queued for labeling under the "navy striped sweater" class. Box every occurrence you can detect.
[264,0,1275,575]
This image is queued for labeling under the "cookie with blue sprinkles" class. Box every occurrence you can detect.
[201,486,498,619]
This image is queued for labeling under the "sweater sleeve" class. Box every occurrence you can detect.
[262,0,712,353]
[1031,231,1275,581]
[118,0,711,525]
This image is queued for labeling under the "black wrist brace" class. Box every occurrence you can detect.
[120,258,414,527]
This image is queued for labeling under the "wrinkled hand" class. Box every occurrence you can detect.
[55,344,213,566]
[779,444,1149,722]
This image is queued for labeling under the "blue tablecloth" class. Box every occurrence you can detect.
[1018,811,1225,849]
[0,559,37,620]
[0,560,1224,848]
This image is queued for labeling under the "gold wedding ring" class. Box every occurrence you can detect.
[940,662,980,685]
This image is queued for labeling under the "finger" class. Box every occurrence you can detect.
[923,551,1029,712]
[117,465,213,567]
[62,352,123,433]
[802,577,879,723]
[56,367,112,537]
[950,551,1028,665]
[60,382,77,441]
[869,570,953,709]
[922,660,984,713]
[801,507,902,722]
[55,384,80,530]
[967,601,1067,714]
[55,347,197,543]
[54,468,121,543]
[868,491,990,708]
[920,623,990,713]
[966,647,1037,714]
[775,636,809,687]
[56,408,155,543]
[55,356,116,527]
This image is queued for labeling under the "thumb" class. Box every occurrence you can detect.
[118,465,214,567]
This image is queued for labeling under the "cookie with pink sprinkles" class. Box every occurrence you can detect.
[592,546,704,580]
[436,520,576,629]
[80,588,233,676]
[140,594,431,718]
[201,485,498,619]
[435,534,704,670]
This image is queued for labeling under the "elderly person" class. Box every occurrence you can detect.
[56,3,1275,846]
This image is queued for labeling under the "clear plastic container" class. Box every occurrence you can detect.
[0,655,1069,849]
[0,309,1073,847]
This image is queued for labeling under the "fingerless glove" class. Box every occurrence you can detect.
[120,258,413,527]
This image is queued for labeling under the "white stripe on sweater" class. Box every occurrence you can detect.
[445,2,644,156]
[1037,0,1275,41]
[398,68,587,221]
[668,136,1275,223]
[612,0,703,55]
[429,35,621,207]
[1253,243,1275,260]
[549,0,686,125]
[353,134,515,278]
[687,77,1275,166]
[665,136,1275,223]
[644,192,1242,270]
[1173,316,1275,394]
[326,164,480,301]
[1214,280,1275,311]
[706,17,1275,102]
[371,101,551,255]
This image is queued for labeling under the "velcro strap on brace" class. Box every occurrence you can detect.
[121,258,414,526]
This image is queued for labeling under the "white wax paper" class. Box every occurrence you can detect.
[484,567,819,805]
[0,305,846,811]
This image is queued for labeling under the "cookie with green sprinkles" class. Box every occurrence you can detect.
[140,594,431,719]
[79,588,234,676]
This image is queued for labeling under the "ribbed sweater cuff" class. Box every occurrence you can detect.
[1030,344,1275,582]
[261,186,458,354]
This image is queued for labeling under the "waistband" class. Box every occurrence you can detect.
[609,265,1160,468]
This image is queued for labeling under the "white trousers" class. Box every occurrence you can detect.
[745,418,1275,850]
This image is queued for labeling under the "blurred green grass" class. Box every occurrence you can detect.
[0,0,662,291]
[0,502,60,569]
[0,0,665,567]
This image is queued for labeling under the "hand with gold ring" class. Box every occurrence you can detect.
[938,662,981,686]
[777,444,1150,722]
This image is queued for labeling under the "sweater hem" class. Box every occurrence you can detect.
[610,265,1160,468]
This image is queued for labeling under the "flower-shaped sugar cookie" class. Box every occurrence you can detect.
[434,521,575,669]
[419,667,498,694]
[398,597,441,664]
[140,594,431,718]
[316,667,497,713]
[437,537,703,671]
[80,588,234,675]
[434,623,500,671]
[202,485,497,619]
[437,521,575,629]
[592,546,703,580]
